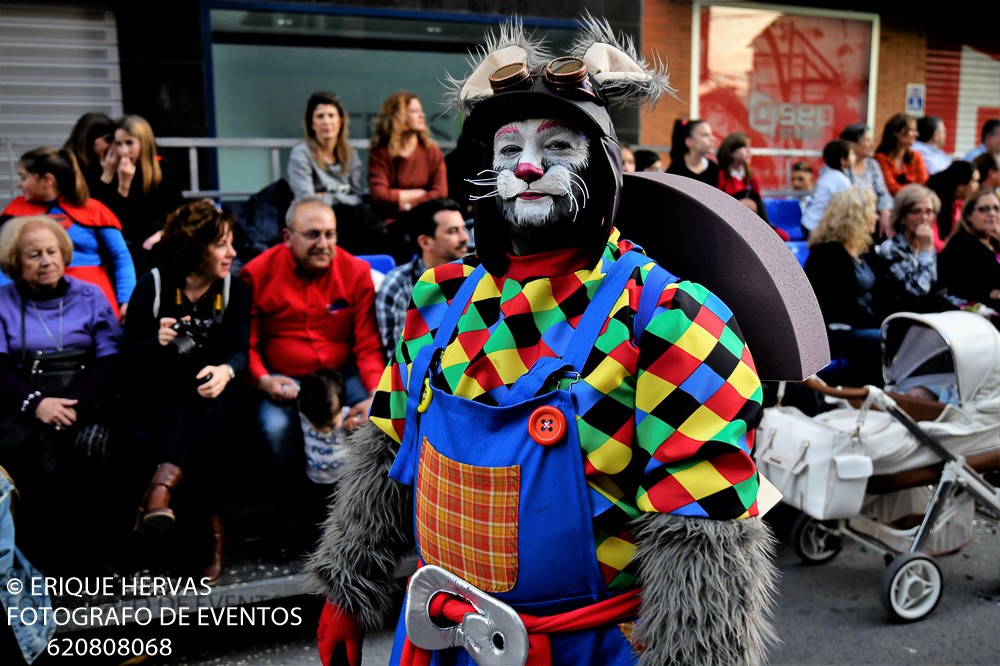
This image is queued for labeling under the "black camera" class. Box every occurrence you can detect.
[169,318,213,357]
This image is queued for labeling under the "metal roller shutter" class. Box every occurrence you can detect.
[926,44,1000,156]
[0,4,122,200]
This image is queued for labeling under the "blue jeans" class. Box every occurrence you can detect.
[1,473,55,663]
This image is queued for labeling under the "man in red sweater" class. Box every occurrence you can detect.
[240,195,384,546]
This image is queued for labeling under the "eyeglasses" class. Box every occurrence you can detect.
[908,207,935,216]
[488,56,599,101]
[289,228,337,242]
[974,204,1000,214]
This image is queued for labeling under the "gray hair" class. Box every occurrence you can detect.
[0,215,73,278]
[286,194,332,227]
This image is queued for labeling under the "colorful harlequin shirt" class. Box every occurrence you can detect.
[369,230,763,590]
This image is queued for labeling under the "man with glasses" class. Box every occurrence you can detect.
[240,195,383,549]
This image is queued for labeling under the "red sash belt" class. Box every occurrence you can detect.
[400,588,642,666]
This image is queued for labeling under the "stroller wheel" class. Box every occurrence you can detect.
[791,513,842,564]
[880,552,942,622]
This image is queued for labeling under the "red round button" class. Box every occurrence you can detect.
[528,406,567,446]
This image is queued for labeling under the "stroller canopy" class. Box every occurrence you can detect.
[882,311,1000,407]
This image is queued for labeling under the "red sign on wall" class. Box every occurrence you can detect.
[697,5,875,192]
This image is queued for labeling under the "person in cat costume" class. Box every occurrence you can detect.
[309,16,779,666]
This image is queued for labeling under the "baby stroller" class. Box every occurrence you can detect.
[756,311,1000,622]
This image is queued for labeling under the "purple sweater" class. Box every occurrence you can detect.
[0,277,120,411]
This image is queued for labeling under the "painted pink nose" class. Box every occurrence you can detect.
[514,162,544,183]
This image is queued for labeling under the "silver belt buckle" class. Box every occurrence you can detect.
[405,564,528,666]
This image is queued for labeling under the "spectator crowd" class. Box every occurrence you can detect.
[1,91,998,594]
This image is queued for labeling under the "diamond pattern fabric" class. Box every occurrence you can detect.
[370,231,763,588]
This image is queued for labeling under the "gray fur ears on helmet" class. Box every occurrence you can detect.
[444,12,674,115]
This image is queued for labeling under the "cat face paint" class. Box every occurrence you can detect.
[489,119,591,228]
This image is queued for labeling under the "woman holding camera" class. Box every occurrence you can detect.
[122,200,249,584]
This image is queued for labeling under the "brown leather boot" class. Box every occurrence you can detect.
[138,463,183,532]
[201,514,225,586]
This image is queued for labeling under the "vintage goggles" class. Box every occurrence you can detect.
[488,56,601,102]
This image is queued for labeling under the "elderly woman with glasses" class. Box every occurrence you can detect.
[872,184,961,315]
[938,189,1000,313]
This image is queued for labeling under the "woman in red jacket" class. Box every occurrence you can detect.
[367,91,448,226]
[717,132,762,195]
[874,113,929,196]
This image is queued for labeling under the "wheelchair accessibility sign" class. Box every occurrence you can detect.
[905,84,925,116]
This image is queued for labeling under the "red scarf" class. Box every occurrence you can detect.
[2,196,122,230]
[399,588,642,666]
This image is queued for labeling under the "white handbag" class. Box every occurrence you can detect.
[755,403,873,520]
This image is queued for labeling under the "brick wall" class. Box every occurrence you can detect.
[641,0,691,156]
[873,18,927,137]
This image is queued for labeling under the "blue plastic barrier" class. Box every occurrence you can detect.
[786,240,809,267]
[764,198,805,241]
[357,253,396,275]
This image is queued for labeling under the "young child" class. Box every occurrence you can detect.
[298,369,349,489]
[296,369,351,548]
[792,160,815,212]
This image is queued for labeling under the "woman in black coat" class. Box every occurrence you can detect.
[938,189,1000,315]
[123,200,249,583]
[90,115,184,275]
[804,186,884,385]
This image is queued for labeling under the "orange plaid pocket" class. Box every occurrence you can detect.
[415,437,520,592]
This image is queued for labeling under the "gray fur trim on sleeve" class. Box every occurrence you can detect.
[305,421,414,631]
[631,513,780,666]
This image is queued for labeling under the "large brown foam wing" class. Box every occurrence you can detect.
[615,172,829,381]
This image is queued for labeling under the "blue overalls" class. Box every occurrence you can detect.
[388,251,672,665]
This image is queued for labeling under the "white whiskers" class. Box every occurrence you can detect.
[463,165,590,216]
[567,170,590,201]
[556,182,577,220]
[465,169,501,201]
[555,170,590,221]
[469,190,500,201]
